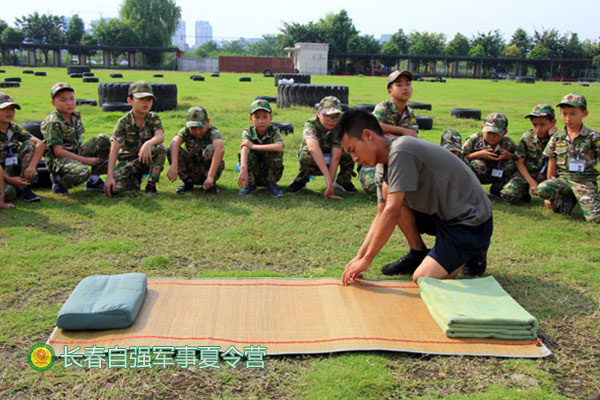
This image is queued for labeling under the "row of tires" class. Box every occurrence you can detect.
[274,73,311,87]
[97,82,178,112]
[277,83,349,108]
[22,70,47,76]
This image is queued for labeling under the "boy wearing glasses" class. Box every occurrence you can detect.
[286,96,356,198]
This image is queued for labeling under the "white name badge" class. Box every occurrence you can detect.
[4,155,18,166]
[323,153,331,165]
[491,168,504,178]
[569,159,585,172]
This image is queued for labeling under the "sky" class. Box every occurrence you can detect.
[3,0,599,46]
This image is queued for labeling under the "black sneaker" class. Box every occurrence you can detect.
[285,180,306,194]
[521,193,532,203]
[266,182,284,198]
[145,181,158,195]
[176,181,193,194]
[85,176,105,192]
[488,187,502,199]
[204,184,220,195]
[334,181,358,193]
[381,248,429,275]
[463,248,488,277]
[51,174,69,194]
[17,187,40,202]
[553,195,576,215]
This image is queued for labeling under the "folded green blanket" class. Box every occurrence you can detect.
[417,276,538,340]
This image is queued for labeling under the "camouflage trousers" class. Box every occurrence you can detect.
[293,149,354,184]
[113,145,166,193]
[358,166,377,195]
[239,150,284,186]
[48,134,111,189]
[537,176,600,223]
[168,144,224,185]
[470,159,516,193]
[3,140,36,201]
[500,173,545,202]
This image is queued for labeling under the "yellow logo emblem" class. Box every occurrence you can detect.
[27,343,55,371]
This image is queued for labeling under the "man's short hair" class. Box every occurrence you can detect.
[335,108,384,142]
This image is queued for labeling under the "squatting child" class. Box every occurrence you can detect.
[372,69,419,138]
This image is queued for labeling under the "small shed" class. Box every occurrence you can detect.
[284,43,329,75]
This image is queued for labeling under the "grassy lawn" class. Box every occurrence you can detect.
[1,66,599,399]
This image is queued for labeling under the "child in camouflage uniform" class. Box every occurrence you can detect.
[104,81,166,196]
[167,106,224,195]
[0,92,45,202]
[372,69,419,138]
[440,129,466,163]
[237,99,284,197]
[41,82,110,194]
[286,96,356,198]
[500,104,557,203]
[537,93,600,223]
[463,112,516,197]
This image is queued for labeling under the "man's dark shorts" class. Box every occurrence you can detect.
[414,211,493,274]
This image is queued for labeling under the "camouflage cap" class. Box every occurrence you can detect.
[524,104,555,119]
[482,112,508,135]
[250,99,272,114]
[557,93,587,109]
[0,92,21,110]
[50,82,74,99]
[317,96,343,115]
[440,129,462,152]
[186,106,209,128]
[387,69,413,87]
[128,80,156,99]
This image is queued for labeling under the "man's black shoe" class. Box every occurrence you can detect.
[176,181,193,194]
[488,187,502,199]
[51,174,68,194]
[145,181,158,195]
[463,248,488,277]
[285,180,306,194]
[521,193,532,203]
[381,248,429,275]
[17,187,40,202]
[334,181,358,193]
[553,195,576,215]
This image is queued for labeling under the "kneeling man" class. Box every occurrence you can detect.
[337,110,493,285]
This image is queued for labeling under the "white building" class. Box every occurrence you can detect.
[172,20,186,49]
[284,43,329,75]
[195,21,213,47]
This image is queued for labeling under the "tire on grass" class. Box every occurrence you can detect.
[110,73,123,78]
[239,77,251,82]
[211,73,220,77]
[34,71,47,76]
[354,103,376,112]
[255,96,277,103]
[415,116,433,130]
[451,108,481,120]
[5,77,21,82]
[153,74,163,78]
[83,77,99,83]
[407,102,432,111]
[66,66,91,74]
[22,120,43,140]
[272,122,294,135]
[32,159,52,189]
[69,73,83,78]
[0,82,20,88]
[82,72,94,77]
[102,102,132,112]
[76,99,98,106]
[23,70,34,74]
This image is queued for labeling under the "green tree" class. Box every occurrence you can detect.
[1,27,24,43]
[80,33,98,58]
[381,29,409,55]
[66,14,85,45]
[471,30,505,57]
[408,31,446,56]
[318,10,358,53]
[444,33,470,56]
[0,20,7,37]
[468,44,485,58]
[16,12,65,44]
[93,18,140,62]
[562,32,585,59]
[532,29,565,59]
[593,55,600,69]
[582,39,600,59]
[220,39,249,55]
[528,42,549,59]
[194,40,219,58]
[502,44,522,58]
[347,34,381,54]
[509,28,531,57]
[249,35,283,57]
[277,21,324,49]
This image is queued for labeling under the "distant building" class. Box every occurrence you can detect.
[172,20,186,49]
[195,21,213,47]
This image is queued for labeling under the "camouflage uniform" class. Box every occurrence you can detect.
[537,124,600,222]
[440,129,467,164]
[111,110,166,193]
[169,125,224,184]
[372,100,419,137]
[240,124,284,186]
[463,113,516,193]
[41,108,110,189]
[293,114,354,184]
[0,121,35,201]
[358,166,377,195]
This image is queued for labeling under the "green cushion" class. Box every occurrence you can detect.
[57,273,147,330]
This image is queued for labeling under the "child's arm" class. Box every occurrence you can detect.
[306,138,334,187]
[104,141,121,197]
[241,141,284,152]
[139,129,164,165]
[325,147,343,200]
[378,123,417,138]
[203,138,224,189]
[0,165,14,209]
[167,135,184,182]
[546,157,557,180]
[51,145,100,166]
[23,136,46,181]
[516,157,539,195]
[237,144,250,188]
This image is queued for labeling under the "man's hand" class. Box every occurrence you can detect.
[203,175,215,190]
[341,257,371,286]
[138,143,153,165]
[23,166,38,181]
[167,165,178,182]
[104,177,116,197]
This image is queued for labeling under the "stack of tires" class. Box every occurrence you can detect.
[97,82,178,112]
[67,66,91,75]
[277,83,349,108]
[274,73,311,87]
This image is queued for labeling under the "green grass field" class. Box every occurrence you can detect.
[1,66,599,399]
